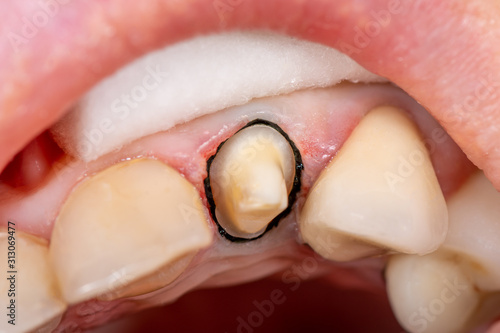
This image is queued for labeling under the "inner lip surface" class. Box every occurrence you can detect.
[2,0,500,189]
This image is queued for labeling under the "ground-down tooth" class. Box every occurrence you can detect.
[209,123,295,239]
[386,172,500,333]
[299,106,448,261]
[0,229,67,333]
[49,159,213,304]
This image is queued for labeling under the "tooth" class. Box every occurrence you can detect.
[386,172,500,333]
[386,252,482,333]
[209,124,295,238]
[0,230,66,332]
[49,159,213,304]
[299,106,448,261]
[441,172,500,291]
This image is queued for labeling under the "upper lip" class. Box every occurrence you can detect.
[2,0,500,188]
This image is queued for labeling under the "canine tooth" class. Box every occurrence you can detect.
[210,124,295,238]
[386,172,500,333]
[0,230,66,333]
[49,159,212,304]
[386,252,481,333]
[299,106,447,261]
[442,172,500,291]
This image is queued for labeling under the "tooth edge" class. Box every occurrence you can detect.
[49,159,213,303]
[299,106,448,261]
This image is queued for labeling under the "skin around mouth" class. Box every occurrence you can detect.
[1,0,500,332]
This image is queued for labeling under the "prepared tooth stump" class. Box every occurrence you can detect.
[205,119,303,241]
[49,159,213,304]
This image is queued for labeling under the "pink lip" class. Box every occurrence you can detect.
[2,0,499,187]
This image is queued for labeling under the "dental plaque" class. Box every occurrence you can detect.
[205,119,303,241]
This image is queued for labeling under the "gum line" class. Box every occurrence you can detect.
[0,84,473,239]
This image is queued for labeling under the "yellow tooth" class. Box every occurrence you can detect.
[209,124,295,238]
[386,173,500,333]
[0,229,66,333]
[442,172,500,291]
[299,106,448,261]
[49,159,213,304]
[386,252,482,333]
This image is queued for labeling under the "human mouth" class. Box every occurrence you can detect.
[1,1,499,332]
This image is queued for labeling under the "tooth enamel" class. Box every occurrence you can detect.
[386,172,500,333]
[299,106,448,261]
[51,30,385,162]
[209,124,295,238]
[386,252,481,333]
[49,159,213,304]
[0,230,66,333]
[441,172,500,291]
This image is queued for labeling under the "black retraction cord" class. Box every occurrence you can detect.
[204,119,303,243]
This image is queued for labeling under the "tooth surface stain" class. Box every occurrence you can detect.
[204,119,303,242]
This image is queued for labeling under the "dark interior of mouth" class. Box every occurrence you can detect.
[0,130,64,192]
[89,275,403,333]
